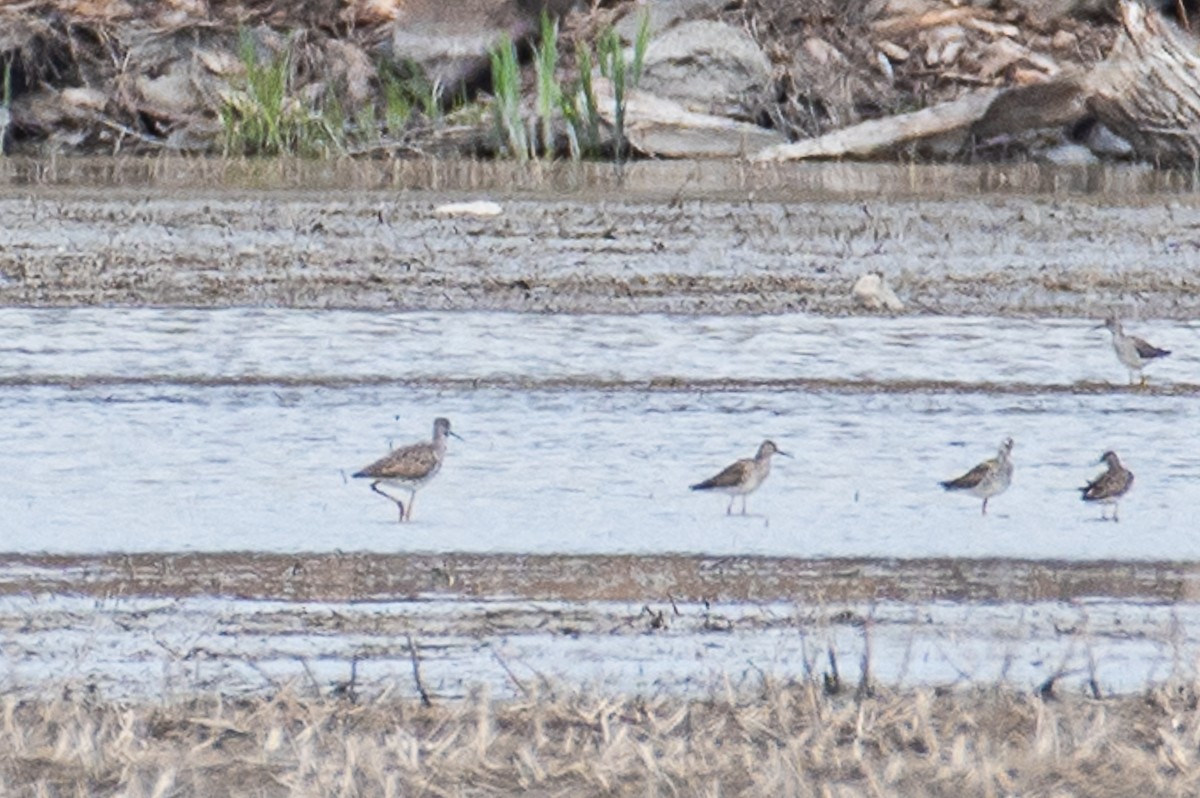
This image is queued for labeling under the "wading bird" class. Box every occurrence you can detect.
[940,437,1014,515]
[690,440,789,515]
[1098,317,1170,385]
[354,417,461,522]
[1080,450,1133,522]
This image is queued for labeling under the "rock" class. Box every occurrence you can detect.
[1002,0,1112,27]
[876,40,910,62]
[802,37,842,67]
[923,25,966,68]
[61,87,108,112]
[636,20,772,120]
[1036,141,1098,165]
[971,74,1088,140]
[614,0,728,41]
[388,0,574,94]
[346,0,400,25]
[977,38,1034,80]
[852,273,904,312]
[324,40,375,105]
[964,18,1021,39]
[136,66,201,116]
[196,48,241,77]
[124,29,229,119]
[1051,30,1078,50]
[165,118,223,151]
[594,78,784,158]
[1081,121,1133,159]
[1012,67,1052,86]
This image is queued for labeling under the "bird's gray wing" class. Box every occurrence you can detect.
[691,459,751,490]
[1082,468,1133,501]
[354,442,438,480]
[1132,336,1170,359]
[941,459,992,490]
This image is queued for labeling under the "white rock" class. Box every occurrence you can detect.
[1083,122,1133,159]
[1037,142,1098,166]
[637,20,772,119]
[433,201,503,217]
[852,273,904,311]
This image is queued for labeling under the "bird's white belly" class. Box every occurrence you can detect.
[381,464,441,489]
[1114,338,1143,369]
[968,469,1010,499]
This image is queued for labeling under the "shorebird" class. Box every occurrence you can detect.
[690,440,790,515]
[939,437,1014,515]
[1098,317,1170,385]
[1080,450,1133,522]
[354,417,461,522]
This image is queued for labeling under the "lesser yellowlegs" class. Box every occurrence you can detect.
[940,437,1014,515]
[690,440,789,515]
[1080,450,1133,522]
[354,417,461,522]
[1098,317,1170,385]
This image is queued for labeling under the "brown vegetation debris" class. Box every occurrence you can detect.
[3,683,1200,796]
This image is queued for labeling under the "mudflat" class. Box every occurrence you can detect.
[3,158,1200,318]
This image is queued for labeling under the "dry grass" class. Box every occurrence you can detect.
[4,678,1200,797]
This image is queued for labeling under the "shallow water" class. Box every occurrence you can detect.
[1,308,1196,559]
[0,592,1192,699]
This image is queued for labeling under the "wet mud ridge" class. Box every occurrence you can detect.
[3,162,1200,318]
[4,552,1198,603]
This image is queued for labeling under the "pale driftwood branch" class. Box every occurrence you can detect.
[870,7,989,38]
[1088,1,1200,165]
[752,89,999,162]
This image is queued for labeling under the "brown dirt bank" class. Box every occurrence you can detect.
[2,159,1199,317]
[0,0,1120,161]
[4,551,1197,603]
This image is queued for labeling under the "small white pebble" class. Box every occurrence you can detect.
[852,272,904,311]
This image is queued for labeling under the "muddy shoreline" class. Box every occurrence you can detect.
[3,159,1200,318]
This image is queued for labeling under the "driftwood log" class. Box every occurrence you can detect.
[1089,1,1200,166]
[753,89,1000,161]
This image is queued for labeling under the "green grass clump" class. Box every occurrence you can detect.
[533,12,561,158]
[377,60,442,137]
[489,33,529,160]
[220,30,345,157]
[488,9,650,162]
[220,32,452,157]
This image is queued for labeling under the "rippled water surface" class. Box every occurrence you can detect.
[1,309,1198,558]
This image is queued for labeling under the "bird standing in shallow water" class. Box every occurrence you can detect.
[940,437,1014,515]
[1099,317,1170,385]
[354,417,461,522]
[1080,450,1133,522]
[690,440,789,515]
